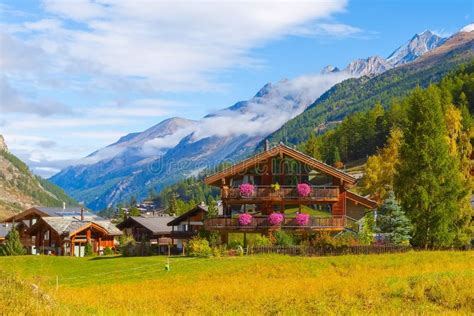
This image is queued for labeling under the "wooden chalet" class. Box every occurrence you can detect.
[203,143,377,240]
[116,215,176,243]
[2,206,121,256]
[0,223,12,245]
[167,203,223,249]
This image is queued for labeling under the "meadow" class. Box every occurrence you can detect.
[1,251,473,315]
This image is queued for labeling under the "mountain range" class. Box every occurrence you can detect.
[50,26,474,211]
[0,135,77,220]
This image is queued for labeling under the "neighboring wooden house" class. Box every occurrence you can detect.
[3,206,121,256]
[116,215,176,243]
[167,203,222,249]
[203,143,377,242]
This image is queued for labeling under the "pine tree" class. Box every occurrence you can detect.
[395,86,464,248]
[0,226,25,256]
[207,197,218,219]
[168,192,178,215]
[358,212,375,245]
[304,133,322,160]
[377,191,412,245]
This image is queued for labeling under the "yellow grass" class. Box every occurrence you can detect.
[0,251,473,315]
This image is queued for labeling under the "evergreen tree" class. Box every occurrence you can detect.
[84,242,94,256]
[358,212,375,245]
[207,197,218,219]
[304,133,322,160]
[168,192,178,215]
[0,226,25,256]
[395,86,465,248]
[377,191,412,245]
[129,207,141,217]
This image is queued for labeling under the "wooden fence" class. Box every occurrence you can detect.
[248,245,411,257]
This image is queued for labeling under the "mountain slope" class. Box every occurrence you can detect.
[264,30,474,146]
[0,135,77,220]
[51,72,349,210]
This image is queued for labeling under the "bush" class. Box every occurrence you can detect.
[227,239,243,250]
[186,237,212,257]
[0,227,25,256]
[272,231,295,246]
[119,234,136,257]
[84,242,94,257]
[103,247,114,256]
[251,234,272,247]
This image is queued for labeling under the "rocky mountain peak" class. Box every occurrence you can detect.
[344,55,393,77]
[321,65,341,74]
[387,30,446,66]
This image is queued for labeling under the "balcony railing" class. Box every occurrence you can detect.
[204,215,345,231]
[222,185,339,200]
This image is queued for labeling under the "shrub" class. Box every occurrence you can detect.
[297,183,311,197]
[273,231,295,246]
[239,183,255,197]
[228,239,243,250]
[103,247,114,256]
[251,234,272,247]
[0,227,25,256]
[187,237,212,257]
[238,213,253,226]
[119,234,136,257]
[268,213,284,226]
[295,213,310,226]
[84,242,94,257]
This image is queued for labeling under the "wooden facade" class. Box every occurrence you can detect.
[167,205,210,249]
[203,143,377,236]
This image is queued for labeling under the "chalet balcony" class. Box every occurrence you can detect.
[204,215,345,232]
[222,185,339,202]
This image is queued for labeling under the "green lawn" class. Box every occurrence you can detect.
[1,251,473,315]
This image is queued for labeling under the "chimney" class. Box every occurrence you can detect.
[62,202,66,210]
[265,140,270,151]
[80,208,84,221]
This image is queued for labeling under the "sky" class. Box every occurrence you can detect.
[0,0,472,178]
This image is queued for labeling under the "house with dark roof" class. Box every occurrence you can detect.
[3,206,121,256]
[116,215,176,243]
[166,203,223,249]
[203,143,377,242]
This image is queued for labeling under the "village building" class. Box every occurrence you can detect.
[0,222,12,245]
[2,206,121,256]
[167,203,223,249]
[116,215,176,243]
[203,143,377,242]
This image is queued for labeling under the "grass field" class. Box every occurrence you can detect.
[1,251,473,315]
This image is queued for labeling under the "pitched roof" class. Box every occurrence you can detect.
[116,216,176,234]
[204,143,357,186]
[28,217,122,237]
[3,206,101,223]
[167,205,208,226]
[346,191,378,209]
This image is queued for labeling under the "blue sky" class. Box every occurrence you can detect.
[0,0,472,177]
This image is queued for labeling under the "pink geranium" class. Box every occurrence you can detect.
[240,183,255,197]
[268,213,284,226]
[297,183,311,197]
[238,213,253,226]
[296,213,310,226]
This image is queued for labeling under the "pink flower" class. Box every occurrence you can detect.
[297,183,311,197]
[268,213,284,226]
[240,183,255,197]
[296,213,310,226]
[238,213,253,226]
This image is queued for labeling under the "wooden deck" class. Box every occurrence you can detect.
[204,215,345,232]
[222,185,339,203]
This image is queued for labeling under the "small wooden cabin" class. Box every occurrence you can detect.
[116,215,176,243]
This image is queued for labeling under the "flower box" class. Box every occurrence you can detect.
[297,183,311,197]
[239,183,255,197]
[268,213,284,226]
[238,213,253,226]
[295,213,310,226]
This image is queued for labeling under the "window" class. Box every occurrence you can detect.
[44,230,49,241]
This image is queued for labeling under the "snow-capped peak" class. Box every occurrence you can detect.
[460,23,474,33]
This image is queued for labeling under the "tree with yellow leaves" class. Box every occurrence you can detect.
[360,128,403,203]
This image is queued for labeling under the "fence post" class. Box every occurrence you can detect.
[56,275,59,291]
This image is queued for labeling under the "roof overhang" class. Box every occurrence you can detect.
[204,144,357,187]
[346,191,378,209]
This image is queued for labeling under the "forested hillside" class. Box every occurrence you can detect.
[265,31,474,146]
[0,136,77,219]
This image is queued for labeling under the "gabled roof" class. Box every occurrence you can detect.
[204,143,357,186]
[116,216,176,234]
[3,206,101,223]
[167,205,208,226]
[27,217,122,237]
[346,191,378,209]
